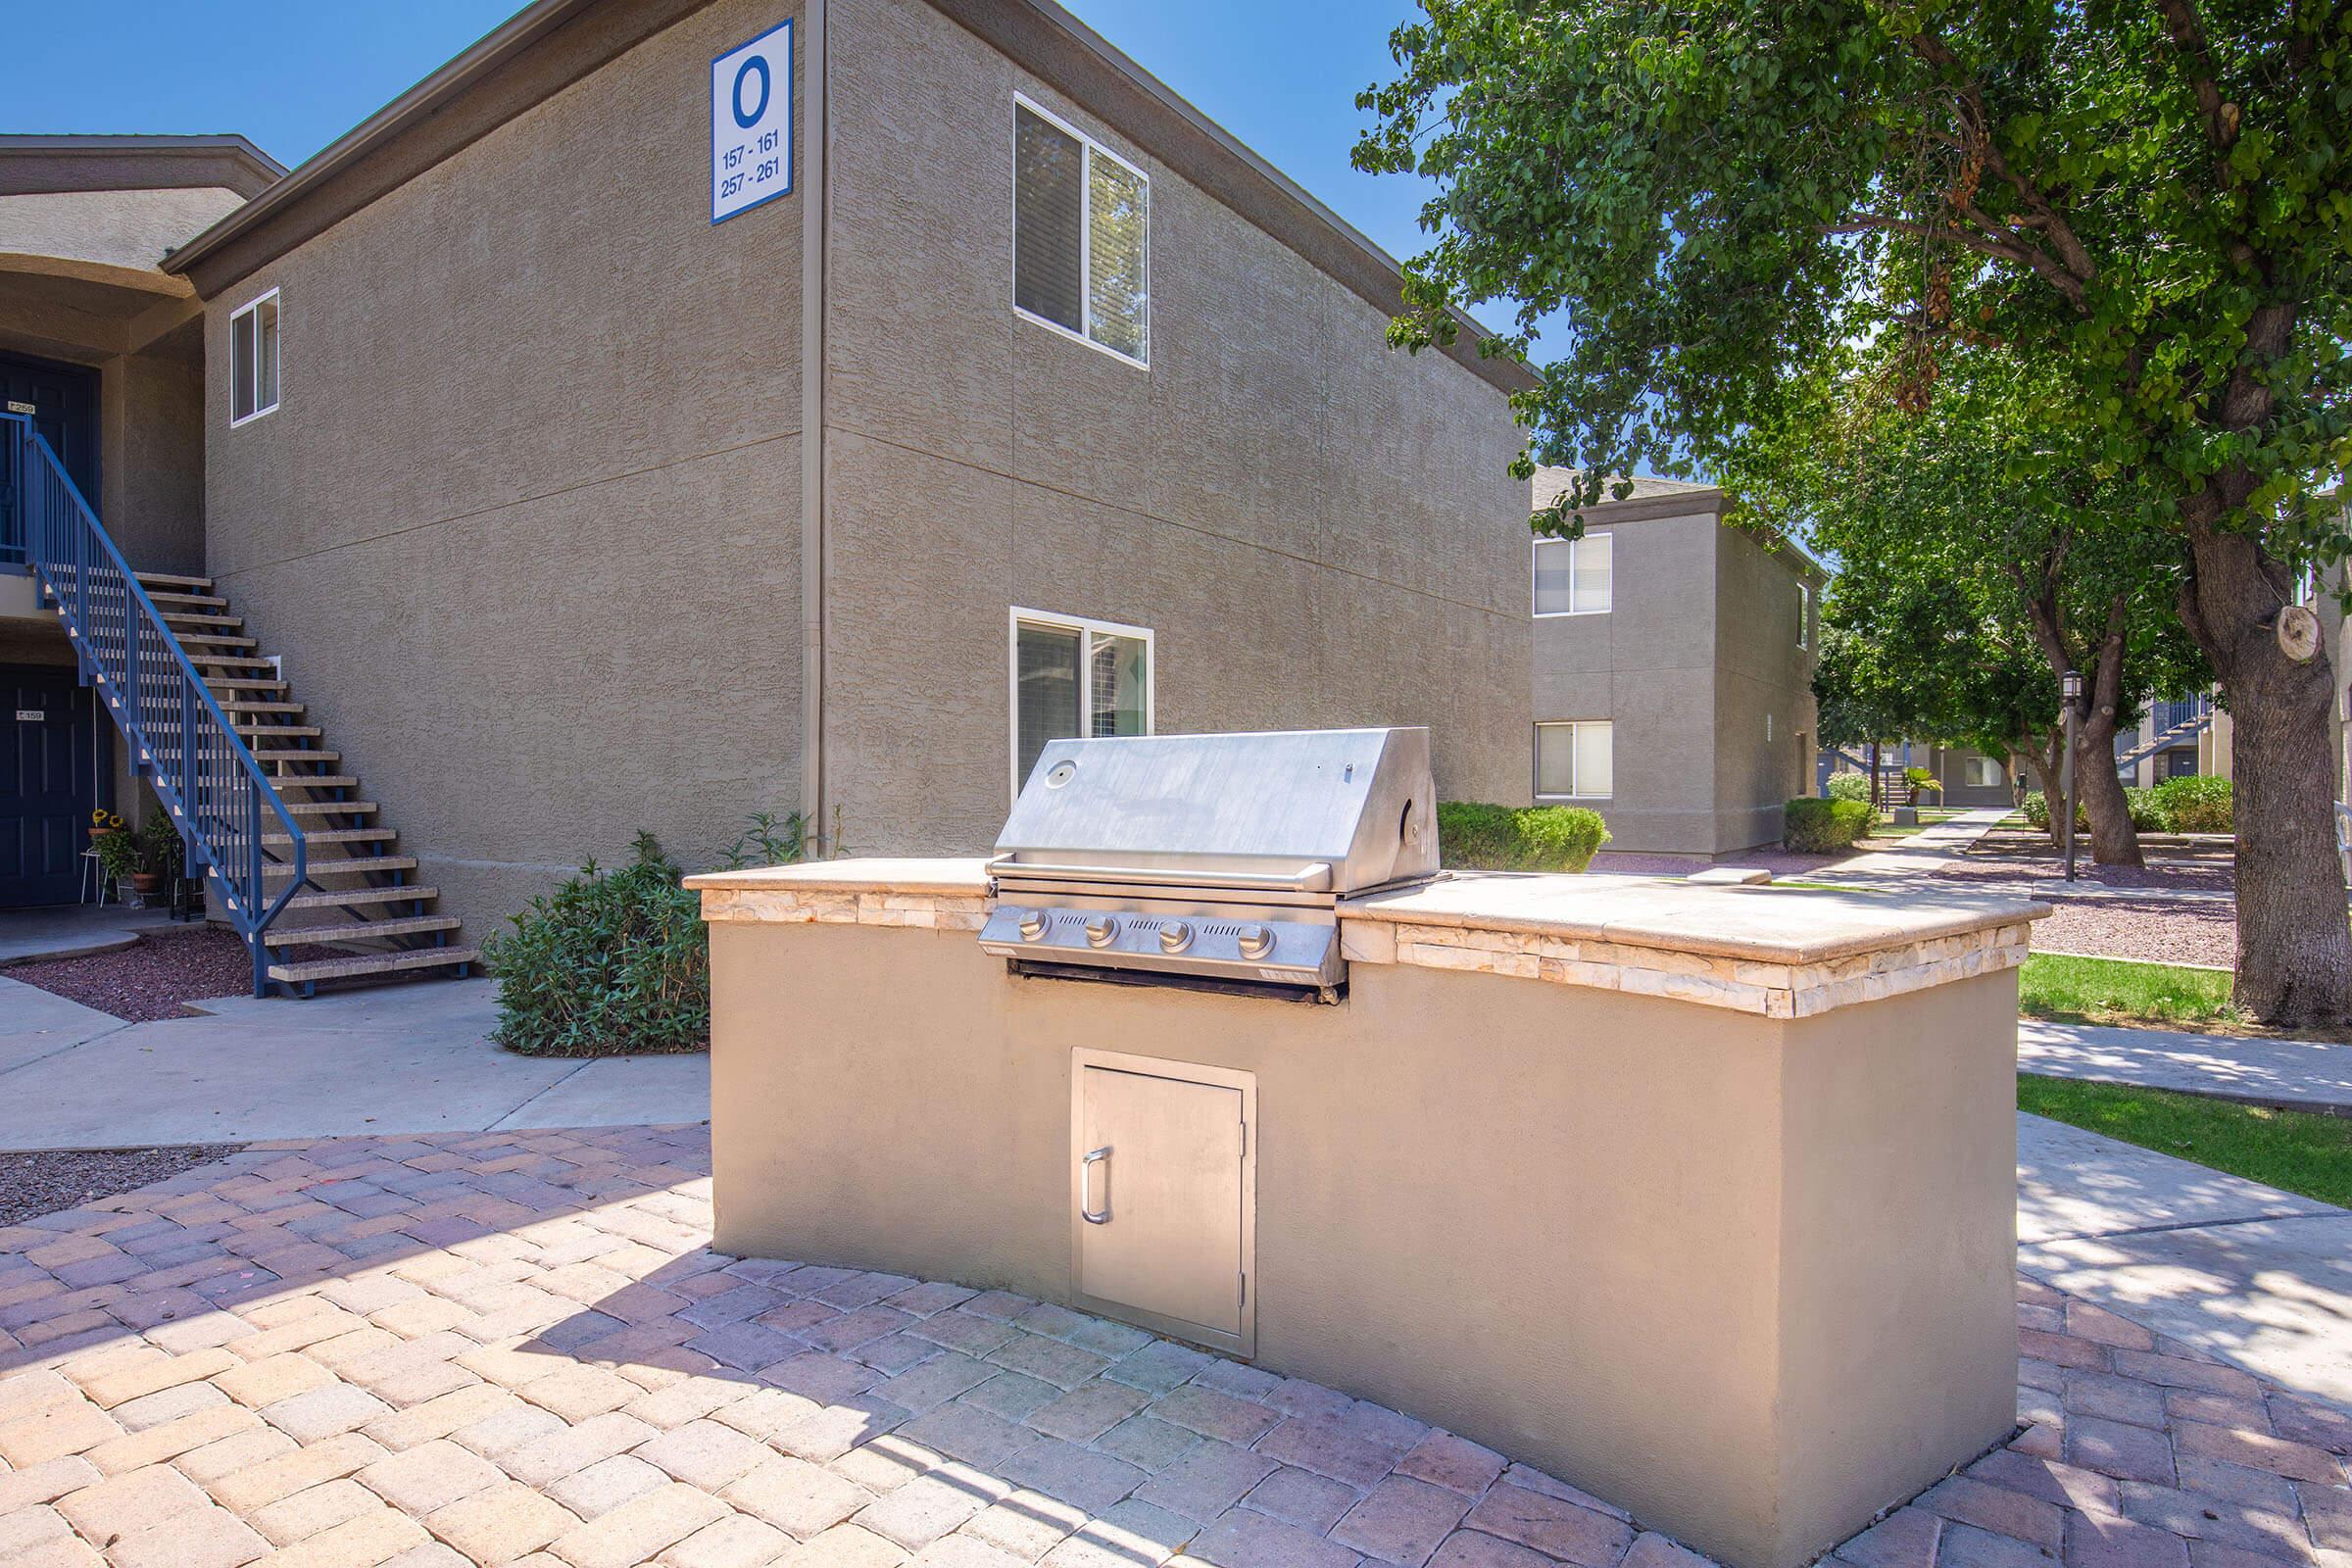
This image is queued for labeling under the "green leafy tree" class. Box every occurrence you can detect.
[1739,350,2209,863]
[1357,1,2352,1022]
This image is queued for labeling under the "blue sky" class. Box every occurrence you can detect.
[3,0,1436,269]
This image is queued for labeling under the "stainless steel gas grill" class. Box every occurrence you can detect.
[979,727,1439,1001]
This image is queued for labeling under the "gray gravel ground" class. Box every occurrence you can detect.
[0,1144,243,1226]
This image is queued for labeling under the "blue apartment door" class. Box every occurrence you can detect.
[0,665,108,908]
[0,351,100,498]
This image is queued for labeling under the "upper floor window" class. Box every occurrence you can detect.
[1014,99,1149,366]
[229,289,280,427]
[1533,533,1611,616]
[1011,608,1153,798]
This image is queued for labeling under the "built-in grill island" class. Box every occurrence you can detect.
[690,728,2049,1568]
[980,728,1439,1001]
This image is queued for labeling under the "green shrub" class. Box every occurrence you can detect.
[1439,802,1610,871]
[1826,771,1873,805]
[2121,787,2171,833]
[1785,797,1872,853]
[2021,791,2089,832]
[2154,774,2232,833]
[482,832,709,1057]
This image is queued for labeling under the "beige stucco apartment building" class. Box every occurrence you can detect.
[2,0,1537,954]
[1529,470,1822,856]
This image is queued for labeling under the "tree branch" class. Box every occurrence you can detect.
[2153,0,2238,148]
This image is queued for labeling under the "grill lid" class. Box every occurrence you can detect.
[989,727,1438,895]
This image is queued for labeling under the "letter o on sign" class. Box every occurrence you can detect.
[732,55,771,128]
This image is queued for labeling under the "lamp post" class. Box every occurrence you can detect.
[2060,668,2082,883]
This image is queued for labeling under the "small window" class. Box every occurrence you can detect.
[1536,721,1612,800]
[1011,609,1153,796]
[229,289,280,426]
[1533,534,1611,615]
[1963,755,2005,789]
[1014,99,1150,365]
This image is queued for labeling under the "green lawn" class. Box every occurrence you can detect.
[2019,1074,2352,1207]
[2018,953,2239,1030]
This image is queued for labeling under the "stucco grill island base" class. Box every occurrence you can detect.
[690,859,2049,1568]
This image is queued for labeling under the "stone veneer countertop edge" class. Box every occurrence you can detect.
[687,858,2050,966]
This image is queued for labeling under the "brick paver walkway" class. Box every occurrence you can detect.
[0,1128,2342,1568]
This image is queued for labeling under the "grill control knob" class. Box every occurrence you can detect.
[1017,909,1048,942]
[1158,921,1194,955]
[1237,924,1276,960]
[1084,914,1120,948]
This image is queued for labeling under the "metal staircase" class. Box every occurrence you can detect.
[5,412,476,997]
[2114,697,2214,774]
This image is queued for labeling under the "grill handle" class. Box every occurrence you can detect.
[987,858,1335,893]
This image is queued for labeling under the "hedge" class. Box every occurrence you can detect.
[2154,774,2232,832]
[1439,802,1610,872]
[1785,797,1872,853]
[2021,791,2089,832]
[1825,772,1873,806]
[481,832,709,1057]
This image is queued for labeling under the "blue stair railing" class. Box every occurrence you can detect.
[4,412,307,996]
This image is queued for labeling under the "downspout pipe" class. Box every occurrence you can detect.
[801,0,829,849]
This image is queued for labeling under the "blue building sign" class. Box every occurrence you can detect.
[711,21,793,222]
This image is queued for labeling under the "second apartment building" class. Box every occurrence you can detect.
[1528,470,1822,856]
[145,0,1536,921]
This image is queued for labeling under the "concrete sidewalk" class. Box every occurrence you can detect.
[2019,1111,2352,1407]
[2021,1016,2352,1112]
[0,975,709,1150]
[1804,806,2013,884]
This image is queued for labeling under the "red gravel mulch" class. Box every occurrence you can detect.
[0,1145,244,1225]
[2028,894,2239,967]
[7,927,338,1022]
[1935,856,2238,893]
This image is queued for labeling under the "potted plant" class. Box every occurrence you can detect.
[135,813,185,901]
[90,820,142,899]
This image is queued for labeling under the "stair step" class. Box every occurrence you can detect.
[264,914,461,947]
[282,884,438,909]
[189,657,274,673]
[267,946,479,986]
[282,801,378,818]
[264,855,417,880]
[148,591,228,610]
[205,677,289,694]
[164,612,243,629]
[178,634,259,651]
[255,750,339,764]
[135,571,214,591]
[264,826,394,846]
[270,773,360,789]
[235,724,321,739]
[220,700,304,714]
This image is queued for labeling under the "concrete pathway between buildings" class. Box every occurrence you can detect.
[0,975,710,1151]
[2021,1017,2352,1113]
[2018,1110,2352,1409]
[1798,806,2014,885]
[0,903,179,966]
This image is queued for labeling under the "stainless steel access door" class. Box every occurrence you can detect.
[1071,1052,1256,1353]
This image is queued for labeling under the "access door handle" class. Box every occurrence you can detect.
[1080,1146,1111,1225]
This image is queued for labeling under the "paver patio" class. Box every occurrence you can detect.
[0,1126,2342,1568]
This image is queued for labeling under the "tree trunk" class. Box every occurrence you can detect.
[2180,524,2350,1024]
[2024,734,2066,847]
[2075,708,2140,866]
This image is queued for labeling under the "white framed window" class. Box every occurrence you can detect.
[1533,533,1612,616]
[1963,755,2004,789]
[1013,96,1150,366]
[1535,720,1613,800]
[1010,608,1153,798]
[228,289,280,427]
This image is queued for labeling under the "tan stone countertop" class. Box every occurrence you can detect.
[1344,871,2050,965]
[688,858,2049,1018]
